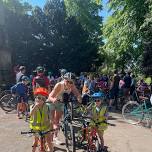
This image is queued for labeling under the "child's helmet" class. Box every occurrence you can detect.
[91,92,105,100]
[34,87,48,97]
[21,76,30,82]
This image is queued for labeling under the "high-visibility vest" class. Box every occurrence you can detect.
[30,104,50,131]
[91,105,108,130]
[92,105,107,122]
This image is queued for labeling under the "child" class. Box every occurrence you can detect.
[30,87,53,152]
[11,76,29,119]
[89,92,108,151]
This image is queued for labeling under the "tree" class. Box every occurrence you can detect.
[103,0,149,72]
[141,0,152,75]
[2,0,101,74]
[64,0,103,43]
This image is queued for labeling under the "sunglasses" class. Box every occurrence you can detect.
[95,99,102,102]
[35,96,46,101]
[65,79,73,84]
[67,81,73,84]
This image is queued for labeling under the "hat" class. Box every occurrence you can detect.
[19,66,26,71]
[36,66,44,73]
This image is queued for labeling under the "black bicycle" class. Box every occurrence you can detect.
[0,94,17,112]
[61,92,76,152]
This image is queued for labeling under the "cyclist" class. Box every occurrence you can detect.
[32,66,50,92]
[11,76,30,119]
[48,72,82,144]
[30,87,53,152]
[88,92,108,151]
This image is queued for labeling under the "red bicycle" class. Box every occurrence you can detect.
[77,117,108,152]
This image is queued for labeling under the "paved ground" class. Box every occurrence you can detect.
[0,108,152,152]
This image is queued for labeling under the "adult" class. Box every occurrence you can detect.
[124,71,132,98]
[130,74,137,98]
[48,72,81,144]
[32,66,50,92]
[16,66,26,83]
[109,70,120,110]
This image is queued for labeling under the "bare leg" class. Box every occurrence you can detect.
[32,136,38,152]
[54,110,63,137]
[97,130,104,149]
[45,133,54,152]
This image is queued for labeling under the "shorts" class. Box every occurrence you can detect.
[17,96,28,103]
[48,102,64,112]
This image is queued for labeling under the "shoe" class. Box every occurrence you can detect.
[53,137,62,145]
[17,115,23,119]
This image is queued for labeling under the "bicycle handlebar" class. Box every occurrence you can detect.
[21,128,58,135]
[78,116,115,126]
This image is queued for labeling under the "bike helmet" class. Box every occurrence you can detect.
[21,76,30,81]
[63,72,76,81]
[34,87,48,97]
[60,69,67,75]
[91,92,105,100]
[36,66,44,73]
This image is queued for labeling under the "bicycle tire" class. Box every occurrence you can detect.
[122,101,144,125]
[0,90,11,98]
[64,122,76,152]
[0,94,17,112]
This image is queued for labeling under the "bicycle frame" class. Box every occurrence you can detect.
[80,120,101,151]
[129,100,152,120]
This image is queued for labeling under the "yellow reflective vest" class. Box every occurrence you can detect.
[30,104,50,131]
[90,104,108,131]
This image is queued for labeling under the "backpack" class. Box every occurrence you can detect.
[34,75,46,88]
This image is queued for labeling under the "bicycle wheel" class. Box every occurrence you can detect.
[0,90,11,98]
[122,101,144,125]
[64,122,76,152]
[0,94,17,112]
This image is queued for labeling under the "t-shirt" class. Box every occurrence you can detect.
[16,72,24,83]
[32,74,50,88]
[113,75,120,89]
[11,82,28,96]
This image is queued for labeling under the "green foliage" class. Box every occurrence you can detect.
[1,0,32,14]
[140,0,152,75]
[64,0,103,43]
[1,0,102,74]
[102,0,149,73]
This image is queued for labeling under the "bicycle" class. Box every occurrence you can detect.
[0,86,32,113]
[0,89,11,98]
[73,92,106,118]
[0,94,17,112]
[21,129,55,152]
[60,92,76,152]
[122,94,152,127]
[76,117,108,152]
